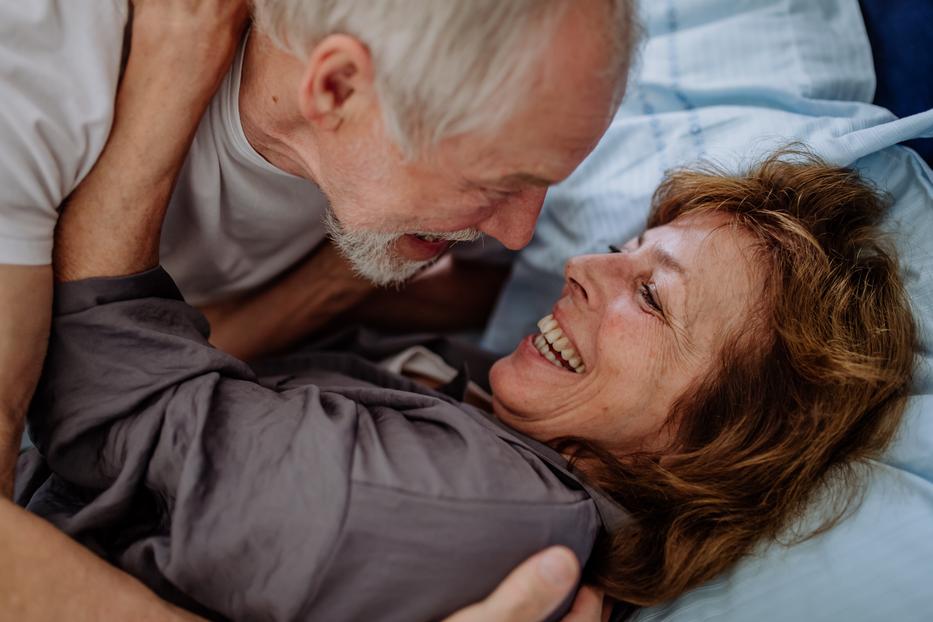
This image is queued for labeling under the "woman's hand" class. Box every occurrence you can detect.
[128,0,250,109]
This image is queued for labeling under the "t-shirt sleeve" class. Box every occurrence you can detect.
[0,0,128,264]
[29,267,356,620]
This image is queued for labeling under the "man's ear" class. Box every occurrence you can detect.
[298,34,375,131]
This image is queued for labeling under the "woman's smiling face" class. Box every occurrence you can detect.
[490,212,765,454]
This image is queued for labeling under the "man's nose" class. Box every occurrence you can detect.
[477,188,547,250]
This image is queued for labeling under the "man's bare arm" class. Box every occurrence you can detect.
[0,497,204,621]
[0,3,246,620]
[200,242,375,360]
[0,265,51,497]
[346,254,511,334]
[201,250,509,361]
[54,2,248,282]
[0,38,211,622]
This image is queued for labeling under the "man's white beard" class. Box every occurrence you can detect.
[322,207,481,287]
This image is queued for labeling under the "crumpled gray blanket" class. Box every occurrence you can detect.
[17,267,625,621]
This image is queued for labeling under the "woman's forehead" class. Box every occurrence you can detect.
[652,213,764,339]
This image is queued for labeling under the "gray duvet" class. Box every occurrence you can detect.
[17,268,625,622]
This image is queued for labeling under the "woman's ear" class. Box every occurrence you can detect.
[298,34,376,132]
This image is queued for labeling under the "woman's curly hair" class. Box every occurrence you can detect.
[561,150,918,609]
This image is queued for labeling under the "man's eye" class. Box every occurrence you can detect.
[484,187,521,200]
[640,283,663,314]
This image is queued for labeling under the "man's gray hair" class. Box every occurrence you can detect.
[252,0,640,155]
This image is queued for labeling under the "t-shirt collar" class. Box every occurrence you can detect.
[220,27,303,180]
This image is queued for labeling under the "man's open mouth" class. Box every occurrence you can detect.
[397,234,451,261]
[533,314,586,374]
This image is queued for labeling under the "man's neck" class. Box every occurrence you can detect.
[238,32,322,181]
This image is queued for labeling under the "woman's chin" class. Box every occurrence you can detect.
[489,335,573,422]
[490,353,529,416]
[488,356,514,402]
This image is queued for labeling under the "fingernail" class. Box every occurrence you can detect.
[536,547,578,588]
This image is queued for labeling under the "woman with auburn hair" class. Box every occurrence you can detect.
[552,153,918,608]
[17,10,916,622]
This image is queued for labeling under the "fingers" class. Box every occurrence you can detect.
[560,585,605,622]
[443,546,580,622]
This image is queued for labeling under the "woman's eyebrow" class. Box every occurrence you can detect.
[652,246,687,278]
[638,233,688,278]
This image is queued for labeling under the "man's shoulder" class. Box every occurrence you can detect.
[0,0,129,29]
[0,0,130,127]
[0,0,130,265]
[0,0,129,67]
[0,0,129,129]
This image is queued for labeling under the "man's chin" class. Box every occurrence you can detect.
[323,209,447,287]
[348,252,435,288]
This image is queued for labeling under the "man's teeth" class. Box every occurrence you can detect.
[534,314,586,374]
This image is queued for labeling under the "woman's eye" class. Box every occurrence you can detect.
[640,283,663,314]
[609,243,637,253]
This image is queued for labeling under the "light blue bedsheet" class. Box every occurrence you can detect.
[482,1,933,619]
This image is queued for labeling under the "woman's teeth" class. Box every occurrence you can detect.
[534,314,586,374]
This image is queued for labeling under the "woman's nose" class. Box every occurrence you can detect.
[565,255,599,306]
[565,252,627,306]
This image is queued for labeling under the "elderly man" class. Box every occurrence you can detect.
[0,0,637,619]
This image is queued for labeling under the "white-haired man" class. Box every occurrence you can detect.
[0,0,637,619]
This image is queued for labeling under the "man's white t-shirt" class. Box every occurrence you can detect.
[0,0,329,305]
